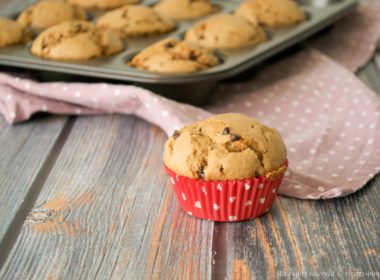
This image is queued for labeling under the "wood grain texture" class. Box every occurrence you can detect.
[214,176,380,280]
[0,116,67,242]
[0,115,214,280]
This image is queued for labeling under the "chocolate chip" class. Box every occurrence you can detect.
[198,169,205,180]
[230,134,241,141]
[172,130,180,139]
[189,51,197,61]
[164,42,175,48]
[222,127,230,135]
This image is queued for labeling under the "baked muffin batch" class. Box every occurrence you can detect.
[0,0,307,73]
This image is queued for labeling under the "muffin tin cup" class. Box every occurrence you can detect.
[0,0,358,105]
[164,162,287,222]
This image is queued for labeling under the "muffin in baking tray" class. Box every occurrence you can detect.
[0,17,25,48]
[154,0,216,21]
[235,0,306,28]
[164,113,288,222]
[96,5,176,38]
[67,0,138,10]
[0,17,26,48]
[185,14,268,49]
[128,38,220,74]
[17,0,86,32]
[31,21,124,60]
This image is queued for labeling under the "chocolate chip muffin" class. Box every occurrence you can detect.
[67,0,138,10]
[0,17,25,48]
[96,5,175,38]
[185,14,267,49]
[235,0,306,28]
[164,113,287,181]
[128,38,220,73]
[154,0,216,20]
[17,0,86,31]
[31,21,124,60]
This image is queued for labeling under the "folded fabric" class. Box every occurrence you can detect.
[0,3,379,199]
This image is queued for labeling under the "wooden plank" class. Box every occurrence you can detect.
[212,176,380,280]
[0,116,67,244]
[0,115,214,280]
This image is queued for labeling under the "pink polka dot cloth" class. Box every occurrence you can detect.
[0,3,380,199]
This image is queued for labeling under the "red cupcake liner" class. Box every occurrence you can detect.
[165,163,287,222]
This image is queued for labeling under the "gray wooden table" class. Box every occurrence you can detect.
[1,36,380,280]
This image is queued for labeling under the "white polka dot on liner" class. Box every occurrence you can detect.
[294,185,302,189]
[41,105,48,112]
[368,139,373,145]
[6,94,12,100]
[317,166,324,171]
[245,101,252,108]
[310,149,316,154]
[338,165,345,170]
[318,186,325,192]
[10,111,16,119]
[331,173,339,178]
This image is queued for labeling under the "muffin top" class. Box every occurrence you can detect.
[128,38,220,73]
[185,14,267,49]
[31,20,124,60]
[154,0,216,20]
[164,113,287,181]
[0,17,25,48]
[235,0,306,28]
[96,5,176,38]
[67,0,138,10]
[17,0,86,31]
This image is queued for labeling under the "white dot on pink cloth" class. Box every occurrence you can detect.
[318,187,325,192]
[6,94,12,100]
[162,110,169,117]
[245,101,252,108]
[275,107,282,113]
[41,105,48,112]
[310,149,316,154]
[368,139,373,145]
[10,111,16,119]
[294,185,302,189]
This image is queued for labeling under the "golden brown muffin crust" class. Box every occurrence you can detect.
[235,0,306,28]
[164,113,287,181]
[31,20,124,60]
[67,0,138,10]
[154,0,216,20]
[185,14,267,49]
[96,5,175,38]
[128,38,220,73]
[0,17,25,48]
[17,0,86,31]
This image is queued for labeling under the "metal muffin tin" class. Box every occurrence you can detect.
[0,0,358,105]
